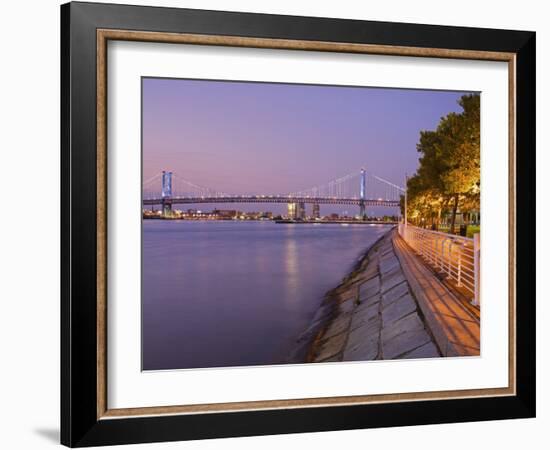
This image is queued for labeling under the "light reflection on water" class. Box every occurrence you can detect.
[142,220,390,370]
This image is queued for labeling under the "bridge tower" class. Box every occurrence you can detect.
[161,171,173,217]
[359,168,366,220]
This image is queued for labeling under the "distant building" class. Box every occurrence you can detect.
[287,202,297,219]
[244,211,262,220]
[287,202,305,220]
[312,203,320,219]
[297,202,306,220]
[212,209,238,219]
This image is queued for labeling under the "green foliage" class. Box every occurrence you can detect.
[406,94,480,232]
[466,225,480,238]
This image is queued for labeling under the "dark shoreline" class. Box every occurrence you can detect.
[275,220,398,225]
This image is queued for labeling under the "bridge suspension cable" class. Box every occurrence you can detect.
[170,172,229,199]
[143,173,163,199]
[373,175,405,193]
[288,170,404,202]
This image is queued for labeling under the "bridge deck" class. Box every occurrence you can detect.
[143,196,400,207]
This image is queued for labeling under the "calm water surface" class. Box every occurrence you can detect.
[142,221,391,370]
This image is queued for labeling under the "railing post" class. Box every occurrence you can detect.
[447,241,452,277]
[418,233,423,256]
[457,241,463,287]
[440,238,445,270]
[473,233,480,306]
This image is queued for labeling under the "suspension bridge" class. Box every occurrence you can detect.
[143,168,404,218]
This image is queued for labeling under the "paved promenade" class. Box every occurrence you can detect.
[393,232,480,356]
[291,228,480,363]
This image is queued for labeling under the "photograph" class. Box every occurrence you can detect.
[141,77,481,371]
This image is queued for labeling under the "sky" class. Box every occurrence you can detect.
[142,77,474,215]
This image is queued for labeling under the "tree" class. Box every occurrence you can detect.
[436,94,480,233]
[408,94,480,234]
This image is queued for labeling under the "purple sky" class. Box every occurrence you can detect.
[142,77,474,214]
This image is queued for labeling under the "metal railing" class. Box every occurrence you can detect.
[398,224,480,306]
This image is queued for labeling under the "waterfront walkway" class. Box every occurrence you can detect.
[294,228,480,363]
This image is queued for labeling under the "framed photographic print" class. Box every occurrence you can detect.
[61,1,535,447]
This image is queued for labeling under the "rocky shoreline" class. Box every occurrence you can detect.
[287,227,441,363]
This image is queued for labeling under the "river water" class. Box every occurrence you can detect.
[142,220,392,370]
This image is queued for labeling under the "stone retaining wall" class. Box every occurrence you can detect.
[289,228,441,363]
